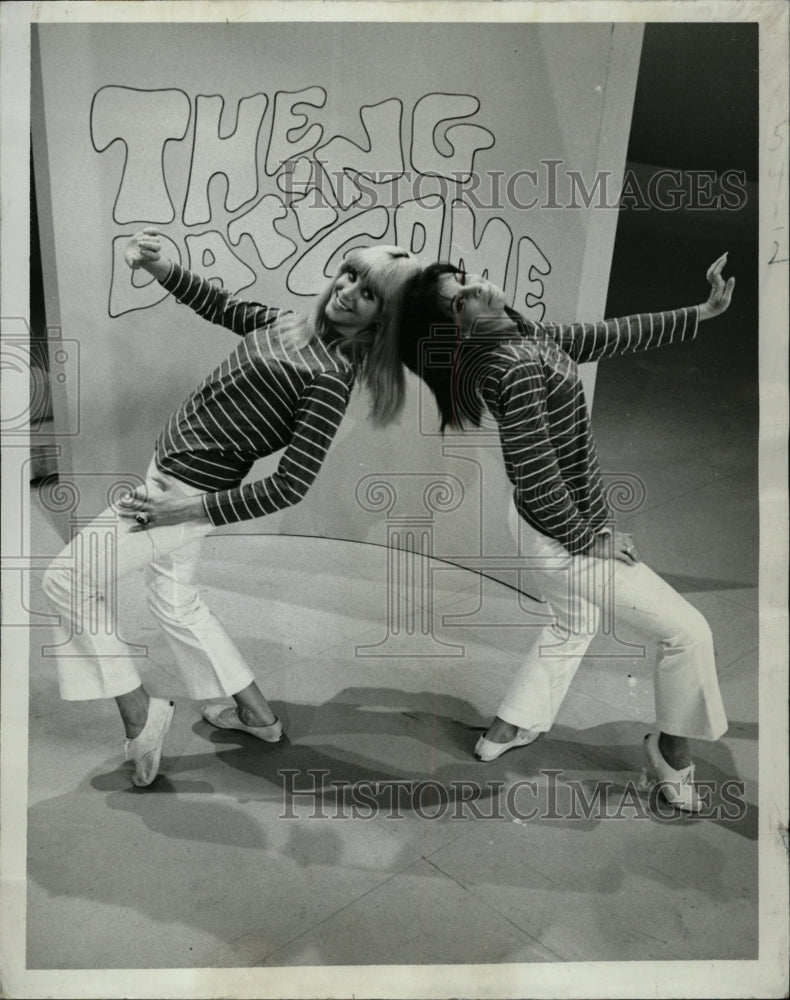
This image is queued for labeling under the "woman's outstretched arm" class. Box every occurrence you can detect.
[125,228,282,337]
[533,253,735,364]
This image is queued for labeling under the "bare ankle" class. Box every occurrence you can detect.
[486,717,518,743]
[232,683,276,728]
[658,732,691,770]
[237,706,274,728]
[116,688,150,740]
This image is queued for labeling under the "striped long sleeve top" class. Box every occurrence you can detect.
[477,306,700,553]
[153,263,355,526]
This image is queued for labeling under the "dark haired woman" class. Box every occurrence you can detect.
[398,255,734,811]
[43,229,419,787]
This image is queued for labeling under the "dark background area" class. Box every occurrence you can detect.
[627,23,758,180]
[606,21,758,316]
[600,23,758,476]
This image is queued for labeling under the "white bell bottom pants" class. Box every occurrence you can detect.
[42,460,255,702]
[498,504,728,740]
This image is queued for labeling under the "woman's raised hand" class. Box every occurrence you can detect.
[124,228,163,271]
[699,253,735,320]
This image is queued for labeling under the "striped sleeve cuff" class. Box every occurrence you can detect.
[158,260,179,291]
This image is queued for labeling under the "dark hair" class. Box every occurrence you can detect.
[398,262,485,431]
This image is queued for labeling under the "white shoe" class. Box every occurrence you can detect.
[201,705,284,743]
[643,732,702,813]
[474,727,541,762]
[125,697,175,787]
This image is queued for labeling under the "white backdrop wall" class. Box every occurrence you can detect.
[33,21,642,569]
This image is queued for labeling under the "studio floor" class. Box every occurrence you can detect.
[23,296,760,971]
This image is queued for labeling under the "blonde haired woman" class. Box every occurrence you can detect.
[43,229,419,787]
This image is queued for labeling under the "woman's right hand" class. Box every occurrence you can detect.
[588,528,639,565]
[124,228,163,272]
[698,252,735,320]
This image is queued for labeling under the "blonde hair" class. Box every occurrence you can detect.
[283,245,421,425]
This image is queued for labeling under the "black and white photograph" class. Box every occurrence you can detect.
[0,1,787,998]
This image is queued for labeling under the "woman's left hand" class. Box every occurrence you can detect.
[118,477,210,532]
[699,252,735,320]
